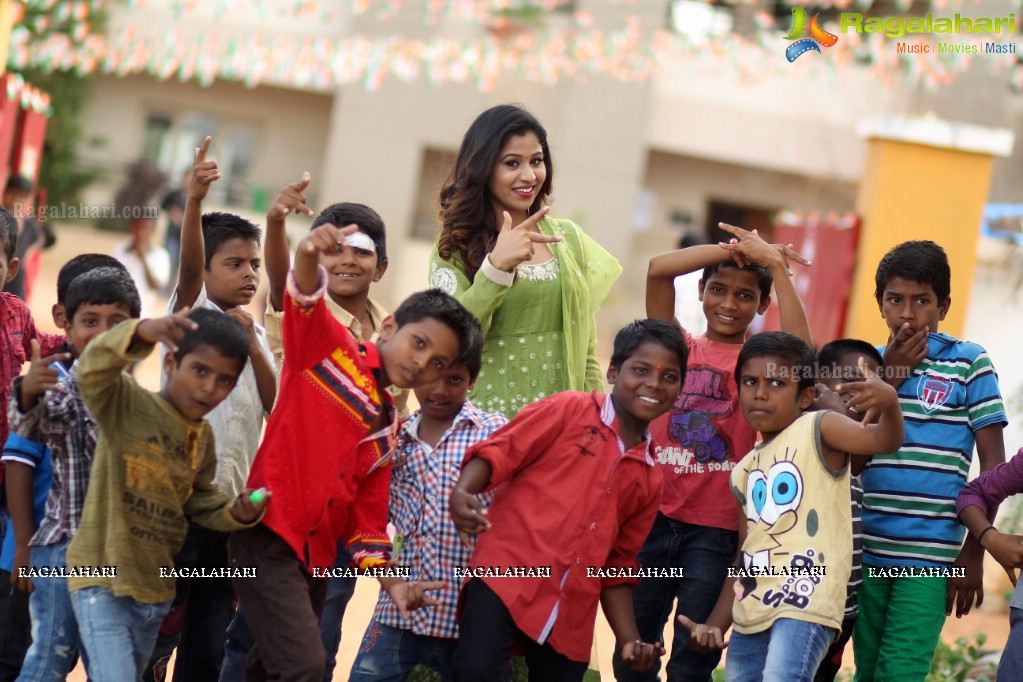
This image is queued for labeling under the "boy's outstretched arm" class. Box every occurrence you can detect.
[450,458,493,548]
[185,434,268,531]
[174,136,220,312]
[646,244,730,323]
[959,504,1022,586]
[266,173,314,312]
[819,368,904,469]
[602,585,665,671]
[77,314,194,432]
[5,458,37,593]
[956,448,1023,585]
[717,223,813,347]
[947,423,1005,618]
[677,502,745,650]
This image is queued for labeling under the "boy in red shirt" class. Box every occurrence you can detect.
[230,222,482,682]
[450,318,688,681]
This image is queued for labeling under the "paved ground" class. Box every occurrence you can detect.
[26,223,1019,680]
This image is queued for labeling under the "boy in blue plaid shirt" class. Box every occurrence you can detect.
[348,323,503,681]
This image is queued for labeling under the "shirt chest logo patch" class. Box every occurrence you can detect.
[918,375,953,413]
[578,425,606,456]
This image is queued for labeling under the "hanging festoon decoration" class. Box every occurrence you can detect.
[6,0,1023,93]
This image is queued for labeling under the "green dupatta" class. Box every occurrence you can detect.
[541,217,622,392]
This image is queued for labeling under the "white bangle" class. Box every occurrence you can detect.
[286,265,328,306]
[480,254,515,287]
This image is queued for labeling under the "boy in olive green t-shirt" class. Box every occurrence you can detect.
[68,308,269,681]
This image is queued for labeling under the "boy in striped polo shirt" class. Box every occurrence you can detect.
[854,240,1007,681]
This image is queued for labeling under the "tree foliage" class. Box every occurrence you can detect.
[7,1,106,207]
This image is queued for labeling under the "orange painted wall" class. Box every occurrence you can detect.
[844,138,995,344]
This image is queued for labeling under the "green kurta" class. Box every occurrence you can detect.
[429,217,621,418]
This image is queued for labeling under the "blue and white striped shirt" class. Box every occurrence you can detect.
[861,333,1006,568]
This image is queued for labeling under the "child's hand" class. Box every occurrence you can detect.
[268,173,314,222]
[383,578,446,620]
[717,223,810,273]
[813,383,846,414]
[488,207,561,272]
[225,307,261,356]
[982,530,1023,586]
[677,614,728,651]
[132,239,147,261]
[946,548,984,618]
[230,488,270,524]
[296,223,360,257]
[449,488,491,548]
[19,339,71,412]
[135,309,198,353]
[883,322,928,385]
[836,358,898,426]
[188,136,221,203]
[11,545,33,594]
[618,640,666,671]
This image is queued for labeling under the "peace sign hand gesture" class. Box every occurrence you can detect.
[488,207,562,272]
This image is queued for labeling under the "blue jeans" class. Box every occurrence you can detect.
[217,607,254,682]
[71,586,172,682]
[17,542,83,682]
[349,620,456,681]
[998,599,1023,681]
[726,619,837,682]
[218,544,355,682]
[319,545,357,680]
[612,514,738,682]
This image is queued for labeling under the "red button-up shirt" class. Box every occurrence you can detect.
[0,292,63,485]
[463,391,662,662]
[247,269,396,572]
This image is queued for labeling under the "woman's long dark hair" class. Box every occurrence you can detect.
[437,104,553,281]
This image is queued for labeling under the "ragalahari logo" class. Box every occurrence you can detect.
[785,7,839,62]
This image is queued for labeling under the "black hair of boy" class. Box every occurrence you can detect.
[873,239,951,304]
[56,254,130,305]
[817,338,884,378]
[701,260,773,301]
[610,318,688,372]
[0,206,17,262]
[735,331,817,392]
[172,308,250,367]
[312,203,388,262]
[5,175,33,195]
[200,212,262,269]
[459,320,486,382]
[65,267,142,321]
[392,288,483,370]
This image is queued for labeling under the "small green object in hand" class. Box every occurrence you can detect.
[249,487,269,505]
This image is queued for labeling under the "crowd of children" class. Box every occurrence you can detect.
[0,101,1018,682]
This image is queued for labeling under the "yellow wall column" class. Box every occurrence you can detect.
[0,0,17,77]
[844,117,1014,343]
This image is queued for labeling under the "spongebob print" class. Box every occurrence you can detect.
[735,445,824,611]
[729,412,851,631]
